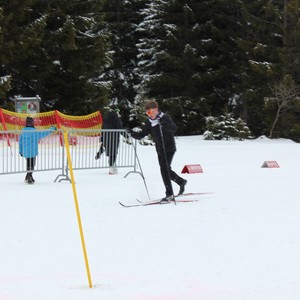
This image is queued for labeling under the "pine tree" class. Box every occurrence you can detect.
[100,0,149,125]
[283,0,300,82]
[204,113,251,140]
[0,0,110,114]
[0,0,47,97]
[136,0,245,135]
[279,0,300,140]
[235,0,283,135]
[39,0,110,113]
[133,0,165,122]
[0,7,11,101]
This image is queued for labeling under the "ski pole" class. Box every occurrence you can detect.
[126,131,150,200]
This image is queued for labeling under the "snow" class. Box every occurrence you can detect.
[249,60,272,69]
[1,136,300,300]
[0,75,11,84]
[53,60,61,66]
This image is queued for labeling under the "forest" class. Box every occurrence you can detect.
[0,0,300,139]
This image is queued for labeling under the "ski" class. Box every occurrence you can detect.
[136,192,213,204]
[119,192,212,208]
[119,198,201,208]
[119,200,168,208]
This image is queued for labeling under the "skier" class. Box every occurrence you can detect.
[95,106,124,175]
[128,99,187,202]
[19,117,56,183]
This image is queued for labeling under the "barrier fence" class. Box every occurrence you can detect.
[0,129,142,181]
[0,108,103,131]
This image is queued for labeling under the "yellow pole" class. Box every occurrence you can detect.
[63,131,93,288]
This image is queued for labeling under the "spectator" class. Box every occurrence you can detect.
[95,106,123,175]
[19,117,56,184]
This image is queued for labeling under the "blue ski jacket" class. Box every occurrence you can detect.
[19,127,56,158]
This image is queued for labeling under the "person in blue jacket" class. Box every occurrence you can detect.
[19,117,56,184]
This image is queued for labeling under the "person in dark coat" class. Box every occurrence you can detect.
[19,117,56,183]
[129,99,187,202]
[95,106,123,174]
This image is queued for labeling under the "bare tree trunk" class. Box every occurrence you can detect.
[269,105,282,139]
[269,75,298,138]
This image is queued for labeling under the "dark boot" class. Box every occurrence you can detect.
[30,174,35,183]
[161,195,175,203]
[27,172,35,184]
[178,179,187,195]
[25,173,30,183]
[173,174,187,195]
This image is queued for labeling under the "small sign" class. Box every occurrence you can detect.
[261,161,280,168]
[181,164,203,174]
[14,95,41,114]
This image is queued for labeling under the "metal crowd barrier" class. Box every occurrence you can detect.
[0,129,142,182]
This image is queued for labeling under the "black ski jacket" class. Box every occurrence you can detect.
[131,113,177,155]
[101,111,123,156]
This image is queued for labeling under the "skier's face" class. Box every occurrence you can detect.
[146,108,159,119]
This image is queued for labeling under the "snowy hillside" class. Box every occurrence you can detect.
[1,136,300,300]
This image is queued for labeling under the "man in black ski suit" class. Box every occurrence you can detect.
[129,99,187,202]
[96,106,123,174]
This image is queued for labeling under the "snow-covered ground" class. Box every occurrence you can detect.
[1,135,300,300]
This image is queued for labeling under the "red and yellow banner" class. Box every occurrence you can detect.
[0,108,103,131]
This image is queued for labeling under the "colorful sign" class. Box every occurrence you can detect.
[14,96,40,114]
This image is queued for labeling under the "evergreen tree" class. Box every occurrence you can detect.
[0,76,11,99]
[234,0,283,135]
[100,0,149,125]
[0,0,47,98]
[133,0,166,121]
[280,0,300,140]
[38,0,110,113]
[0,7,11,102]
[204,113,251,140]
[0,0,110,114]
[136,0,245,135]
[1,0,299,139]
[283,0,300,82]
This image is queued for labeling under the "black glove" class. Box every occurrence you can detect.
[95,145,104,160]
[95,151,101,160]
[126,128,142,139]
[126,128,133,135]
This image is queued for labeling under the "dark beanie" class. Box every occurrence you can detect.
[25,117,34,127]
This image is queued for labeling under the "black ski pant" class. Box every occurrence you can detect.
[26,157,36,178]
[107,152,117,167]
[26,157,36,171]
[103,131,119,167]
[157,151,185,197]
